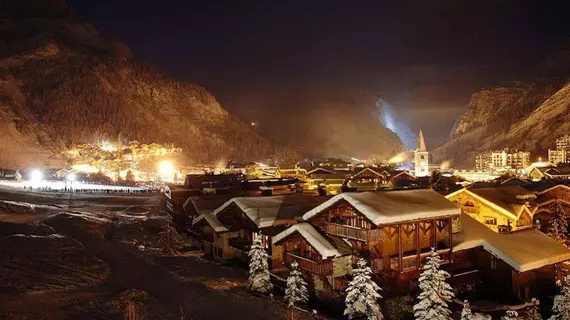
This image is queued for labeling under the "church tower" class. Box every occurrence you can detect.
[414,129,429,177]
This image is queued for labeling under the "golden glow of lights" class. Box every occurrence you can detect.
[389,152,408,164]
[158,160,175,180]
[71,164,99,173]
[30,170,43,183]
[440,160,451,170]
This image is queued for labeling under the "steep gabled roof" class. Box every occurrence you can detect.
[447,186,536,220]
[183,195,233,214]
[352,167,386,179]
[213,194,329,228]
[192,213,228,232]
[273,222,341,258]
[307,167,335,175]
[454,213,570,272]
[302,190,459,225]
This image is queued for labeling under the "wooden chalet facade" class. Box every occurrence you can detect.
[305,167,351,195]
[346,167,392,191]
[528,165,570,181]
[527,182,570,233]
[447,186,570,302]
[445,185,536,233]
[191,195,329,263]
[272,190,460,295]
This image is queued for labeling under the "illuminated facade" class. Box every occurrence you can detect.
[414,129,429,177]
[548,135,570,164]
[556,135,570,150]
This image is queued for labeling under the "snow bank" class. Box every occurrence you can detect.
[9,233,67,239]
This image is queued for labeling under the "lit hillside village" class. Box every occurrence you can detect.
[2,132,570,319]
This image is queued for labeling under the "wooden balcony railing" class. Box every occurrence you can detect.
[325,223,369,241]
[389,248,451,272]
[284,252,333,276]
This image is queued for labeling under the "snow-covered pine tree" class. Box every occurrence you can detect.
[501,310,518,320]
[344,258,383,320]
[284,260,309,307]
[548,201,568,245]
[157,222,184,255]
[413,248,455,320]
[528,298,542,320]
[461,300,473,320]
[551,275,570,320]
[248,232,273,294]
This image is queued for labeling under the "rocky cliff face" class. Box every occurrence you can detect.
[433,38,570,169]
[452,81,561,137]
[434,80,570,168]
[0,1,297,167]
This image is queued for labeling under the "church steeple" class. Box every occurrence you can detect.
[414,129,429,177]
[417,129,427,151]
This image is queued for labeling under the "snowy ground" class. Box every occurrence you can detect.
[0,179,147,191]
[0,188,323,320]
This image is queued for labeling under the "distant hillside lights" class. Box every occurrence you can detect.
[63,140,182,182]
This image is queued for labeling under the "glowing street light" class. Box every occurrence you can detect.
[66,173,76,182]
[158,160,175,181]
[30,170,43,183]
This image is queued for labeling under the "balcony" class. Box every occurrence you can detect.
[228,237,250,251]
[284,252,333,276]
[389,248,451,272]
[326,223,368,241]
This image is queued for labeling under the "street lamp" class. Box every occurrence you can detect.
[66,173,76,192]
[158,160,175,182]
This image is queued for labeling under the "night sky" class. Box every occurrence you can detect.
[69,0,570,151]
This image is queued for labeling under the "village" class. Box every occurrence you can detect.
[158,130,570,320]
[2,130,570,319]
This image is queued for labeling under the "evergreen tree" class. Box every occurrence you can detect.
[157,223,184,255]
[548,201,568,245]
[528,298,542,320]
[284,260,309,307]
[344,258,383,320]
[550,275,570,320]
[430,170,448,192]
[248,233,273,294]
[501,310,518,320]
[413,248,455,320]
[125,170,135,184]
[461,300,473,320]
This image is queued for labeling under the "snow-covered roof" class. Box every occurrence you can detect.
[273,222,341,258]
[453,213,570,272]
[183,195,233,214]
[302,190,460,225]
[446,186,536,220]
[212,195,329,228]
[192,213,228,232]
